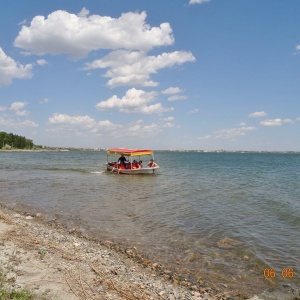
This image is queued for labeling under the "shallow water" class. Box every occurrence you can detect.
[1,150,299,294]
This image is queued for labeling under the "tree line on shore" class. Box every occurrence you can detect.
[0,131,39,149]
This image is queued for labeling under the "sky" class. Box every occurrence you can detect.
[1,0,300,151]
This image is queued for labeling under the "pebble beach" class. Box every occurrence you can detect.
[0,204,232,300]
[1,205,300,300]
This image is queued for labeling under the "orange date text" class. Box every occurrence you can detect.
[263,268,294,278]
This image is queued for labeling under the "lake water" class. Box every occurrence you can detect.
[0,150,299,295]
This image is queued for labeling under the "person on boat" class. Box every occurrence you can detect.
[138,160,143,168]
[132,160,139,169]
[118,154,127,169]
[148,159,158,168]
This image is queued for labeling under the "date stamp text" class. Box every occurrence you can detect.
[263,268,294,279]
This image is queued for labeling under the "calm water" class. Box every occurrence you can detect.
[0,150,299,294]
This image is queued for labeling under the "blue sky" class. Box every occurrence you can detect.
[1,0,300,151]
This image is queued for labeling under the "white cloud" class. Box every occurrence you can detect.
[189,0,211,5]
[48,113,121,135]
[282,118,294,124]
[96,88,173,114]
[162,87,182,94]
[85,50,195,87]
[162,122,175,128]
[10,101,29,116]
[37,59,47,66]
[239,122,247,126]
[18,19,27,26]
[129,103,174,114]
[128,123,142,134]
[127,121,159,136]
[10,101,26,111]
[96,88,156,109]
[21,120,38,127]
[162,86,187,101]
[143,123,160,133]
[0,115,37,128]
[0,47,33,86]
[0,101,36,128]
[49,113,96,128]
[248,111,267,118]
[77,7,89,17]
[163,116,175,121]
[189,108,199,113]
[260,118,294,126]
[14,10,174,59]
[15,110,29,116]
[167,95,187,101]
[98,120,112,127]
[215,126,256,139]
[39,98,49,104]
[98,120,120,129]
[128,119,172,135]
[260,118,282,126]
[48,113,171,139]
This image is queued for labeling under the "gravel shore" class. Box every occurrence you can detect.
[8,204,300,300]
[0,204,248,300]
[3,203,297,300]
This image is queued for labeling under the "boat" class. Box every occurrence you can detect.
[106,148,159,174]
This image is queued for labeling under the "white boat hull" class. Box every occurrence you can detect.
[106,164,158,175]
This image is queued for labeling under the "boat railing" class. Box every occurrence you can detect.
[107,161,159,170]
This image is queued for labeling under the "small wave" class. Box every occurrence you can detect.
[90,171,105,174]
[45,168,96,174]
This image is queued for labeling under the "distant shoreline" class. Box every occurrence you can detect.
[1,148,299,154]
[0,149,70,152]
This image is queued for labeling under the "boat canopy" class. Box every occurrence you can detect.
[106,148,153,157]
